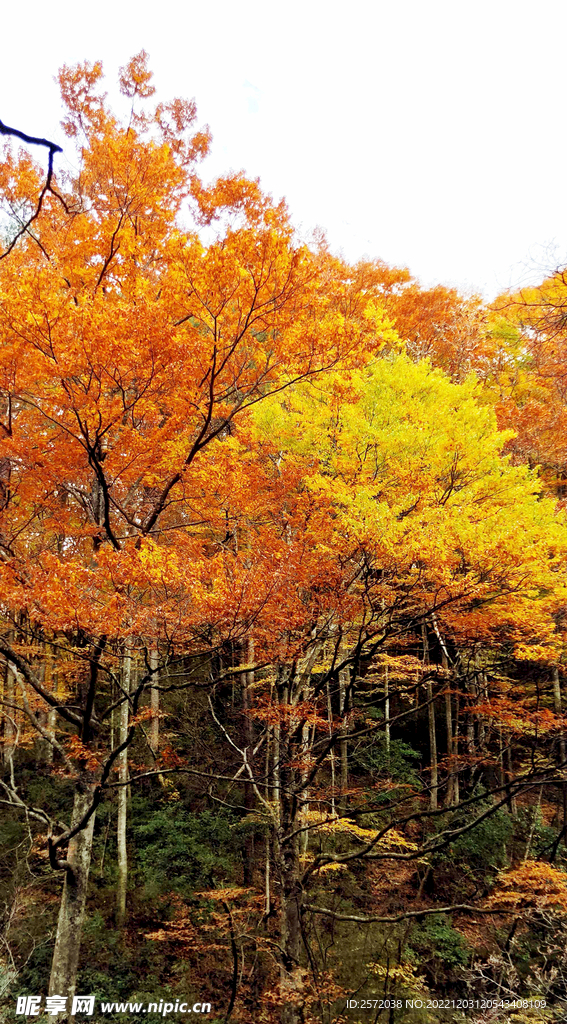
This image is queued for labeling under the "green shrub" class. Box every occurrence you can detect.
[351,736,422,787]
[435,802,513,872]
[131,802,239,897]
[406,914,471,990]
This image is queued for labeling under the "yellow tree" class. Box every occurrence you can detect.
[188,353,567,1019]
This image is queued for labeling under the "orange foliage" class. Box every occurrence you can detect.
[0,54,395,664]
[487,861,567,911]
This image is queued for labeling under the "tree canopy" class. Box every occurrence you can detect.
[2,53,567,1024]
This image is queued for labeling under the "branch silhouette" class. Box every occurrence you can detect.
[0,119,67,259]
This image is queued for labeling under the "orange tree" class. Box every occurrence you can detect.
[3,55,567,1023]
[0,54,395,1012]
[487,270,567,498]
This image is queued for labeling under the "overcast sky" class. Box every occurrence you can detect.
[2,0,566,299]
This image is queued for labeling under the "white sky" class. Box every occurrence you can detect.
[2,0,567,299]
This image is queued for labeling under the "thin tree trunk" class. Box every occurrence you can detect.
[465,662,477,759]
[384,663,390,761]
[523,785,543,862]
[110,675,115,753]
[497,721,505,801]
[35,658,50,763]
[273,711,281,826]
[553,665,566,763]
[444,686,455,807]
[422,624,438,810]
[442,652,456,807]
[46,648,58,765]
[278,832,304,1024]
[271,695,281,925]
[3,659,16,767]
[427,680,438,810]
[552,665,567,848]
[280,864,303,1023]
[48,781,97,1020]
[149,645,159,756]
[326,678,336,816]
[277,708,305,1024]
[300,721,311,859]
[338,666,349,806]
[242,639,255,885]
[453,680,460,806]
[265,725,272,916]
[476,658,487,753]
[504,731,517,816]
[116,647,131,928]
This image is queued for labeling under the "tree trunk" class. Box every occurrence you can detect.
[279,834,304,1024]
[275,669,305,1024]
[422,624,438,810]
[278,773,304,1018]
[497,722,505,798]
[299,721,311,859]
[476,659,487,753]
[326,679,336,816]
[149,645,159,756]
[524,785,543,862]
[338,665,349,806]
[453,680,460,805]
[427,679,438,810]
[35,658,50,763]
[116,647,131,928]
[384,663,390,763]
[504,731,517,816]
[442,652,456,807]
[464,663,477,760]
[45,648,58,765]
[552,665,567,848]
[444,684,455,807]
[265,726,272,916]
[48,782,96,1019]
[241,639,255,885]
[3,659,16,767]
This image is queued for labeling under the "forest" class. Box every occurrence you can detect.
[1,53,567,1024]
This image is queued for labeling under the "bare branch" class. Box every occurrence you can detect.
[0,120,67,260]
[303,903,513,924]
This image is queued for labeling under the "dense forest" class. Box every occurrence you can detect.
[2,54,567,1024]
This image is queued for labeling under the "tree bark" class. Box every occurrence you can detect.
[326,678,336,816]
[278,753,304,1021]
[444,683,455,807]
[45,647,57,765]
[279,834,304,1024]
[299,721,311,859]
[338,665,349,807]
[149,645,159,756]
[116,647,131,928]
[453,680,460,806]
[3,659,16,767]
[48,781,97,1020]
[442,652,457,807]
[384,663,390,764]
[504,731,517,816]
[274,667,305,1024]
[427,678,438,810]
[552,665,567,848]
[422,624,438,810]
[497,721,505,799]
[241,639,255,885]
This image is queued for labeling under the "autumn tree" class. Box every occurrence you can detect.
[180,353,567,1020]
[0,53,402,1018]
[3,54,567,1024]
